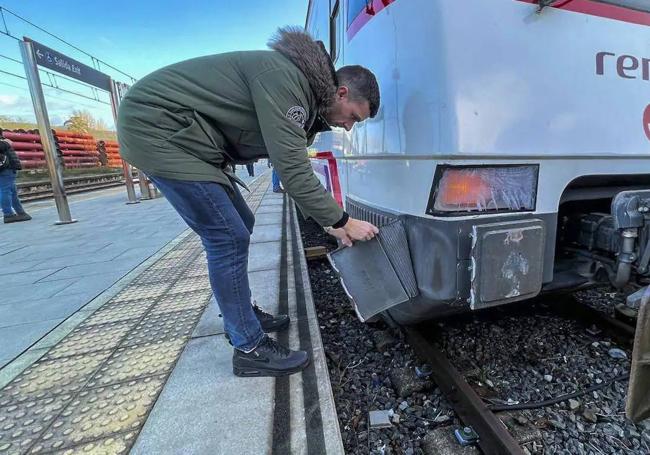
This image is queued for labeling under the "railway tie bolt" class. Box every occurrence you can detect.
[454,426,479,446]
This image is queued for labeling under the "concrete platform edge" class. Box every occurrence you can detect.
[291,201,346,455]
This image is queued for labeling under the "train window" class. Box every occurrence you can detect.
[348,0,367,27]
[330,1,340,62]
[591,0,650,12]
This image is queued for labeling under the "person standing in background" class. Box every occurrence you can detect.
[0,139,31,224]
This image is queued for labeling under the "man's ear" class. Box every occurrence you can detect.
[336,86,349,99]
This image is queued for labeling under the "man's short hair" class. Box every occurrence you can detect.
[336,65,380,118]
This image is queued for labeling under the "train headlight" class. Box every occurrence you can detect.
[427,165,538,215]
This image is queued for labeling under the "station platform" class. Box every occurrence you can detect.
[0,170,344,454]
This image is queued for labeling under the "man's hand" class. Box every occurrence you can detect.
[327,217,379,247]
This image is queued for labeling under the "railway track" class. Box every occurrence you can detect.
[17,172,125,202]
[403,299,638,455]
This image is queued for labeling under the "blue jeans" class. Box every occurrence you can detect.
[0,169,25,216]
[272,169,281,191]
[148,175,264,352]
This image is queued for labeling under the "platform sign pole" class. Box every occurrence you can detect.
[108,79,139,204]
[137,171,153,200]
[19,40,77,224]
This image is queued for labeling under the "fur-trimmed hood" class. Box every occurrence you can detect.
[268,27,337,111]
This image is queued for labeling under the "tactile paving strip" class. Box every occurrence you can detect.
[130,267,184,285]
[0,351,112,406]
[0,173,272,454]
[44,321,138,361]
[166,277,212,295]
[122,308,205,346]
[0,394,73,454]
[183,263,209,278]
[29,376,164,453]
[111,283,171,303]
[80,299,157,327]
[86,340,186,388]
[48,431,136,455]
[151,290,212,314]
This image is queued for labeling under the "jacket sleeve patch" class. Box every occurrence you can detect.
[286,106,307,128]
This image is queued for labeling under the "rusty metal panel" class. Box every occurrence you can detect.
[626,286,650,422]
[329,235,409,322]
[471,220,545,310]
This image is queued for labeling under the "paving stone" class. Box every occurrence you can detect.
[0,294,91,328]
[86,340,185,387]
[44,320,138,360]
[0,268,63,285]
[191,297,224,338]
[254,212,282,226]
[51,271,131,298]
[29,376,164,453]
[248,241,281,272]
[0,393,74,454]
[250,223,283,243]
[0,351,112,405]
[254,204,283,214]
[38,258,145,282]
[0,319,66,362]
[130,337,273,455]
[1,280,77,305]
[122,309,204,346]
[151,289,212,314]
[249,269,280,314]
[80,298,157,326]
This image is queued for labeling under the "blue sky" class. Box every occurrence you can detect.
[0,0,309,128]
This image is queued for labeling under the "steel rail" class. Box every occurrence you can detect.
[403,326,525,455]
[550,297,636,346]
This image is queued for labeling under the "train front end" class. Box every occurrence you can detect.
[307,0,650,324]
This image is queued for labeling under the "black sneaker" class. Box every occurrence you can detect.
[3,214,20,224]
[253,304,290,333]
[232,336,309,377]
[15,212,31,221]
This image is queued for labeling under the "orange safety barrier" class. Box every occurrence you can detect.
[16,151,45,160]
[21,160,47,169]
[2,131,41,142]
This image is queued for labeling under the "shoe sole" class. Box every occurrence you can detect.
[233,357,310,378]
[262,318,290,333]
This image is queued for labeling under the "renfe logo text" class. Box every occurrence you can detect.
[596,51,650,80]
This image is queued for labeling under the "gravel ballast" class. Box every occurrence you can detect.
[298,214,649,454]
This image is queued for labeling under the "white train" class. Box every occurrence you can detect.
[306,0,650,323]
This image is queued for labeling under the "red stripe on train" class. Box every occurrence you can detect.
[348,1,649,42]
[517,0,650,27]
[347,0,395,41]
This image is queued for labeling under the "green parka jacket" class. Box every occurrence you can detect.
[117,28,345,227]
